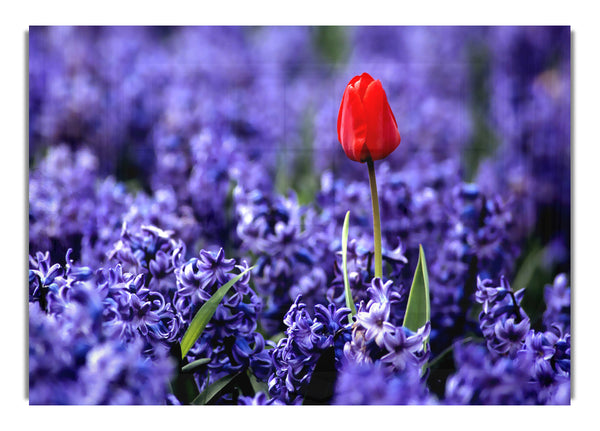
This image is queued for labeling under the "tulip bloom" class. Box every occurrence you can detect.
[337,73,401,280]
[337,72,401,163]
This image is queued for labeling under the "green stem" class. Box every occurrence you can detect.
[425,336,482,370]
[367,159,382,279]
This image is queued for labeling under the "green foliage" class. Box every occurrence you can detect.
[463,43,499,181]
[312,26,349,66]
[403,245,431,335]
[341,210,357,318]
[181,358,211,374]
[513,238,557,329]
[168,343,200,405]
[191,372,242,405]
[179,266,255,358]
[274,109,319,206]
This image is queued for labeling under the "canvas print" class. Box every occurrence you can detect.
[28,26,571,405]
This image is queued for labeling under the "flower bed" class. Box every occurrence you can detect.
[28,26,571,405]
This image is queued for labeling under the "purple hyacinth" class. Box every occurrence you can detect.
[29,302,86,404]
[355,304,395,349]
[79,337,174,405]
[491,317,531,356]
[238,392,285,406]
[475,276,530,357]
[173,248,270,394]
[174,248,251,318]
[28,26,572,405]
[29,276,176,405]
[333,359,436,405]
[108,224,184,280]
[381,323,431,372]
[344,278,429,372]
[543,273,570,332]
[445,341,538,405]
[234,187,335,334]
[268,296,352,404]
[514,324,570,404]
[29,145,99,262]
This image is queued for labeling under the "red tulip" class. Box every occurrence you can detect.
[337,73,401,162]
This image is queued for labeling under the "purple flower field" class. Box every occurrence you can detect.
[28,26,571,405]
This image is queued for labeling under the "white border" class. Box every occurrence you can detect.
[3,1,598,429]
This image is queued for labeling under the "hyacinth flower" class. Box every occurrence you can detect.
[542,273,571,333]
[170,247,273,404]
[475,276,531,357]
[344,278,430,370]
[267,296,352,404]
[28,257,175,404]
[333,359,436,405]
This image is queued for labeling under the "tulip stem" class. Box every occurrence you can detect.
[366,159,383,279]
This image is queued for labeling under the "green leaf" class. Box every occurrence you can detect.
[180,265,255,358]
[167,342,199,404]
[268,331,286,345]
[513,239,553,326]
[181,357,211,374]
[191,372,241,405]
[341,211,357,317]
[247,369,269,395]
[403,245,430,335]
[512,242,544,293]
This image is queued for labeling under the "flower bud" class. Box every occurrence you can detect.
[337,72,401,162]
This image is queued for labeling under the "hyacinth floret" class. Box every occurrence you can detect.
[355,303,395,348]
[29,251,65,308]
[381,323,431,372]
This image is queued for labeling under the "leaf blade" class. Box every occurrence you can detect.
[180,265,255,358]
[341,211,357,317]
[181,357,211,374]
[191,372,241,405]
[403,245,430,334]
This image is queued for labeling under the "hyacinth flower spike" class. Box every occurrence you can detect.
[337,72,401,278]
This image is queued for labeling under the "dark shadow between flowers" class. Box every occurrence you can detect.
[302,346,337,405]
[168,343,200,405]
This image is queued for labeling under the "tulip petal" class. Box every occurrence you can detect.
[362,79,401,161]
[350,72,375,100]
[337,85,368,162]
